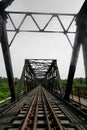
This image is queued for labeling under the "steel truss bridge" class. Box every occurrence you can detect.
[0,1,87,130]
[5,11,76,100]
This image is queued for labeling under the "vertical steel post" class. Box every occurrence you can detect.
[0,20,16,102]
[45,77,47,89]
[55,62,64,97]
[82,43,87,87]
[51,68,53,92]
[64,26,81,100]
[26,79,29,92]
[82,23,87,87]
[17,63,26,98]
[64,0,87,100]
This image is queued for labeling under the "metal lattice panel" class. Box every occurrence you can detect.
[6,11,76,48]
[26,59,55,79]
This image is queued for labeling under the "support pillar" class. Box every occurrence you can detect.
[64,26,81,100]
[1,20,16,102]
[82,25,87,87]
[51,68,54,92]
[45,77,47,89]
[55,62,64,97]
[26,79,29,92]
[17,64,26,98]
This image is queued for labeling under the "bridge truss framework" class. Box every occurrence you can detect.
[1,3,87,102]
[7,11,76,48]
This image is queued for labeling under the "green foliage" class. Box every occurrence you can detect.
[61,79,67,87]
[0,77,86,101]
[0,82,10,101]
[61,78,86,88]
[0,77,8,83]
[0,77,20,101]
[73,78,86,87]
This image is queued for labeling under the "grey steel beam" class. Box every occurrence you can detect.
[9,14,27,47]
[55,62,64,97]
[17,63,27,98]
[7,11,76,16]
[1,22,16,102]
[64,26,81,100]
[82,44,87,87]
[6,11,76,48]
[82,24,87,87]
[45,60,56,76]
[64,0,87,100]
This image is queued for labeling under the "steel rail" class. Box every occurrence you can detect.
[2,86,87,130]
[21,86,65,130]
[21,87,39,130]
[32,88,40,130]
[0,87,38,130]
[42,87,64,130]
[42,87,87,130]
[42,92,53,130]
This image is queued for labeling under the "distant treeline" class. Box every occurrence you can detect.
[61,77,86,87]
[0,77,86,101]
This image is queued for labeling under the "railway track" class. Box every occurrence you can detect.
[0,86,87,130]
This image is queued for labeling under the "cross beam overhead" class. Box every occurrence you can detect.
[7,11,76,48]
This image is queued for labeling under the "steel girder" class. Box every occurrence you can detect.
[64,0,87,100]
[19,59,63,97]
[6,11,76,48]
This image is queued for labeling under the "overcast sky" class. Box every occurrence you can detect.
[0,0,85,79]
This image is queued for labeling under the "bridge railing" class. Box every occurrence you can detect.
[61,85,87,107]
[69,87,87,107]
[72,87,87,99]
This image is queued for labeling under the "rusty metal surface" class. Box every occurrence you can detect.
[2,86,87,130]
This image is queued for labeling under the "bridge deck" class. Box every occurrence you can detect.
[0,86,87,130]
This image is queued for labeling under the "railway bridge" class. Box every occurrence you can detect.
[0,0,87,130]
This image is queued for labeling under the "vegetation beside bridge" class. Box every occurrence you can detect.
[0,77,86,101]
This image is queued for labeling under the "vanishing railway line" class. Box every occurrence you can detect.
[0,86,87,130]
